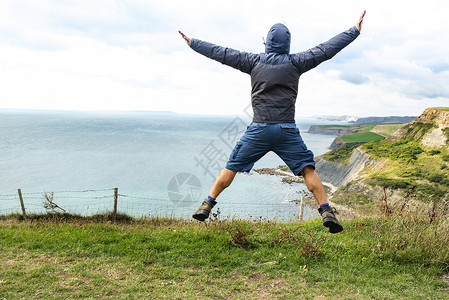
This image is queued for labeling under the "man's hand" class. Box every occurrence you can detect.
[178,30,191,46]
[356,10,366,33]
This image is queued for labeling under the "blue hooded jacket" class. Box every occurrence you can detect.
[190,24,359,123]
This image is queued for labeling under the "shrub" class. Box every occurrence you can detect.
[428,149,441,155]
[440,178,449,186]
[366,175,414,189]
[442,127,449,142]
[321,144,361,164]
[415,184,447,200]
[429,173,444,183]
[404,122,436,140]
[363,140,424,162]
[399,168,426,179]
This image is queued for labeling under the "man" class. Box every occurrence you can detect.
[179,11,366,233]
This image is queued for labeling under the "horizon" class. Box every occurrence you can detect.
[0,107,429,119]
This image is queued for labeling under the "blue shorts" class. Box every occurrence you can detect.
[225,123,315,176]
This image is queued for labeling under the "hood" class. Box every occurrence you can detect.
[265,23,291,54]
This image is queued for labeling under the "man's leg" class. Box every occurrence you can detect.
[192,168,237,221]
[301,165,343,233]
[300,165,327,206]
[209,168,237,199]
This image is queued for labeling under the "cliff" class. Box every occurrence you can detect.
[316,107,449,217]
[388,107,449,147]
[413,107,449,127]
[315,148,372,188]
[328,136,348,150]
[315,109,448,189]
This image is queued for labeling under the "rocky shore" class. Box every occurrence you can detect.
[253,166,346,213]
[253,149,372,219]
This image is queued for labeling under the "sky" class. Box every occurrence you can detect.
[0,0,448,118]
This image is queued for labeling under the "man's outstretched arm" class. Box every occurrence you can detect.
[178,30,258,74]
[294,10,366,74]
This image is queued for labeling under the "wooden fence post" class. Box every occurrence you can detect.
[299,196,304,222]
[113,187,118,222]
[17,189,27,220]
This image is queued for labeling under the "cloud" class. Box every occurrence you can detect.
[320,29,449,101]
[0,0,448,117]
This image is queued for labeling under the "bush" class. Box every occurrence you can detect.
[415,184,447,200]
[442,155,449,162]
[366,176,414,189]
[428,149,441,155]
[443,127,449,141]
[429,173,444,183]
[363,140,424,162]
[321,144,361,164]
[404,122,436,140]
[441,178,449,186]
[399,168,426,179]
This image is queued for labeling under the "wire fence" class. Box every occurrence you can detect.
[0,188,317,221]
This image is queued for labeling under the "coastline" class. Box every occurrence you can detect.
[253,166,359,219]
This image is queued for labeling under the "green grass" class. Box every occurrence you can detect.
[320,124,404,164]
[321,144,361,164]
[363,140,425,162]
[403,122,436,140]
[342,132,385,143]
[331,124,395,146]
[360,124,377,131]
[319,120,449,202]
[361,136,449,201]
[0,215,448,299]
[435,107,449,111]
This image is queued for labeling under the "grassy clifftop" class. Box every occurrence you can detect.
[362,138,449,199]
[361,113,449,200]
[0,215,448,299]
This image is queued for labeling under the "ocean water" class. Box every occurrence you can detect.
[0,110,344,220]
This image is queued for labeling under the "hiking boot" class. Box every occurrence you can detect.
[192,198,217,221]
[318,205,343,234]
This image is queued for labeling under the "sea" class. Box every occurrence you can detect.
[0,110,346,220]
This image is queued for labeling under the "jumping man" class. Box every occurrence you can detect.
[179,11,366,233]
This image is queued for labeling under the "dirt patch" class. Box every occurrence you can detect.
[421,127,447,148]
[247,276,290,300]
[222,273,290,299]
